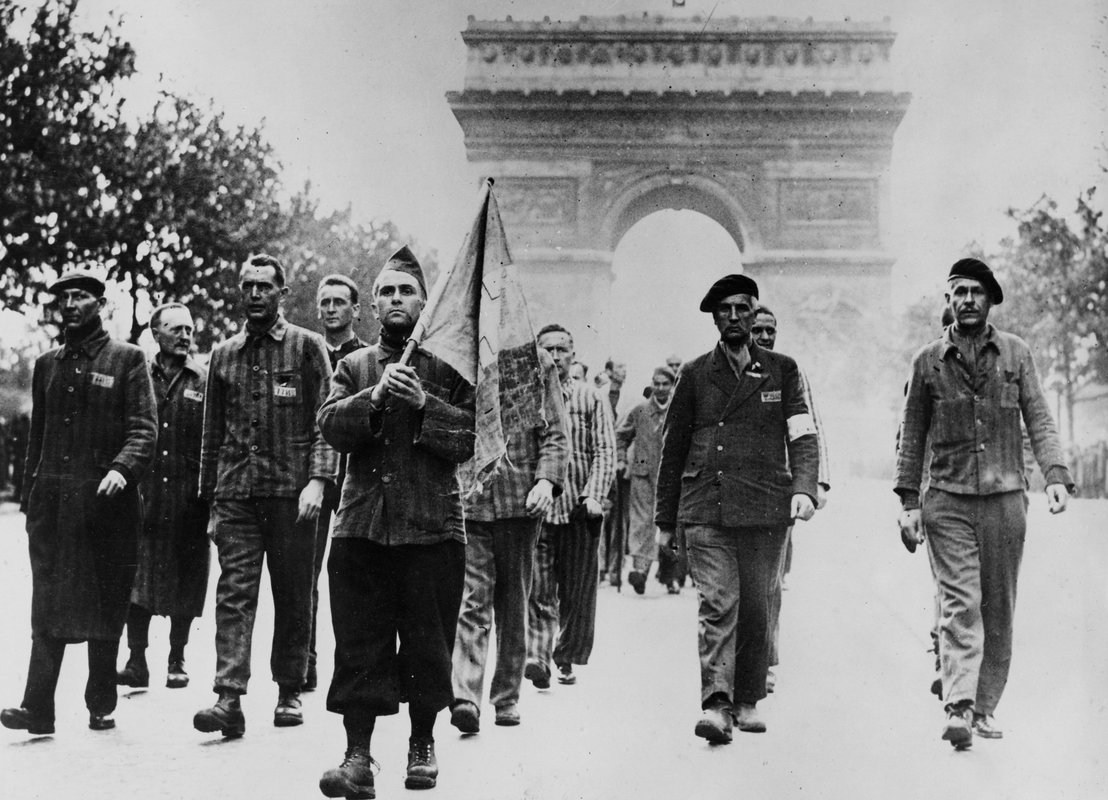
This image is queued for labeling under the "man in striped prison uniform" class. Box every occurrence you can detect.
[526,324,616,688]
[193,254,337,738]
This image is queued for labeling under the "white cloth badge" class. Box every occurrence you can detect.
[184,389,204,402]
[761,390,781,403]
[91,372,115,388]
[274,385,297,398]
[787,413,817,441]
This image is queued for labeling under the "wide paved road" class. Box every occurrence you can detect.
[1,479,1105,799]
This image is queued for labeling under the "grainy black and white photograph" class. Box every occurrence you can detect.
[1,1,1106,798]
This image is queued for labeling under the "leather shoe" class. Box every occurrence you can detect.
[450,701,480,734]
[972,713,1003,739]
[694,705,733,744]
[193,692,245,738]
[734,703,766,733]
[494,703,520,726]
[556,664,576,685]
[1,707,54,735]
[274,687,303,727]
[116,654,149,688]
[524,662,550,689]
[405,737,438,789]
[89,712,115,731]
[627,570,647,595]
[166,659,189,689]
[320,745,377,799]
[942,704,973,749]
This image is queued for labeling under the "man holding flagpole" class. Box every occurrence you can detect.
[316,247,476,796]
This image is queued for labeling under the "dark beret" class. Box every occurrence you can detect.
[699,274,759,312]
[49,269,106,298]
[948,257,1003,304]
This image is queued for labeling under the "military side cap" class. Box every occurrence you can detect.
[49,268,106,297]
[382,245,427,296]
[699,274,759,312]
[948,257,1003,304]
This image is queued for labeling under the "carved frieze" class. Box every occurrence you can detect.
[493,178,579,227]
[780,180,876,223]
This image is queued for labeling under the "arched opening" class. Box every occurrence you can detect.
[604,209,743,414]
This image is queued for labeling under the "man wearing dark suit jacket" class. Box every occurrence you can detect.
[655,274,819,743]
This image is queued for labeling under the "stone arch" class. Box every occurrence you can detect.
[601,171,756,254]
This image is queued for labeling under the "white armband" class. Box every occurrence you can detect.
[787,413,817,441]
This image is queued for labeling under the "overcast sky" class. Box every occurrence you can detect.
[8,0,1105,382]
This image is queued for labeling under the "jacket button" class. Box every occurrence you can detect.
[381,475,392,484]
[718,422,724,427]
[62,455,70,462]
[250,445,259,452]
[67,386,75,393]
[716,445,723,451]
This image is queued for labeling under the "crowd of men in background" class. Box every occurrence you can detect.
[0,249,1079,792]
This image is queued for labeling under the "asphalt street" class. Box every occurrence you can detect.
[1,478,1105,800]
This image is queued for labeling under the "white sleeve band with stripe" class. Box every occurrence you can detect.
[787,413,817,441]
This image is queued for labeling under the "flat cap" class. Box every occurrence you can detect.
[48,268,106,297]
[699,274,759,312]
[948,257,1003,304]
[652,365,677,383]
[381,245,427,297]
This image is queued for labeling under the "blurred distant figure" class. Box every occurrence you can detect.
[895,258,1072,749]
[615,366,677,595]
[117,304,210,692]
[2,269,156,737]
[665,354,683,374]
[9,411,30,499]
[569,360,588,383]
[0,416,9,493]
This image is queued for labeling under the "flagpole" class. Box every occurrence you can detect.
[398,178,495,367]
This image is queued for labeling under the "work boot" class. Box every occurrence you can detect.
[627,570,647,595]
[734,702,766,733]
[274,685,303,727]
[972,712,1003,739]
[116,650,149,688]
[556,664,576,685]
[694,697,733,744]
[88,712,116,731]
[166,658,189,689]
[404,737,438,790]
[942,702,974,749]
[1,707,54,736]
[320,743,377,799]
[450,700,480,734]
[524,662,550,690]
[193,691,245,738]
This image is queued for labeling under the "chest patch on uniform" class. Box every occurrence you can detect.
[761,390,781,403]
[91,372,115,388]
[184,388,204,402]
[274,384,297,398]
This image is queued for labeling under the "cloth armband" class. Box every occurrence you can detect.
[787,413,816,441]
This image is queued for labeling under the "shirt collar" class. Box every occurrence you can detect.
[56,322,110,360]
[150,352,203,380]
[233,314,287,350]
[940,323,1000,360]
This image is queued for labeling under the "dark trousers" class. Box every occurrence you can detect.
[22,635,120,719]
[685,524,787,706]
[124,603,192,656]
[327,537,465,724]
[309,484,340,671]
[528,519,601,670]
[452,518,541,710]
[210,498,315,695]
[923,489,1027,715]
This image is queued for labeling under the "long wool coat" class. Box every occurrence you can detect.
[130,356,211,618]
[22,326,157,641]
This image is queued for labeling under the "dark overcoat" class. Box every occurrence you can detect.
[130,356,210,618]
[655,343,820,529]
[22,325,157,641]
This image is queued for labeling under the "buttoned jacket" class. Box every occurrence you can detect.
[655,343,819,529]
[616,397,668,481]
[895,324,1071,506]
[317,341,475,545]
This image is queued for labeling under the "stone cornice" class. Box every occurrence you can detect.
[459,15,901,94]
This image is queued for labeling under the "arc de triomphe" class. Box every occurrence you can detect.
[447,14,910,368]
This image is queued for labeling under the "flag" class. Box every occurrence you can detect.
[409,180,545,495]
